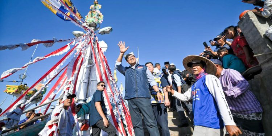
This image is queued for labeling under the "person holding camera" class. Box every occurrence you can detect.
[204,34,232,58]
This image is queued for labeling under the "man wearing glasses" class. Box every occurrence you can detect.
[115,41,162,136]
[76,81,117,136]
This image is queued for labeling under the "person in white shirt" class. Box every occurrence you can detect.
[167,55,242,136]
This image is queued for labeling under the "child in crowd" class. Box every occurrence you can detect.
[224,26,259,68]
[217,47,247,74]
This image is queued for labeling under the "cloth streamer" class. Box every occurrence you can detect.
[0,38,74,51]
[95,40,127,136]
[1,42,73,80]
[99,42,134,135]
[0,42,79,117]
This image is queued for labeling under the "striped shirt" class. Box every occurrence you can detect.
[219,69,262,114]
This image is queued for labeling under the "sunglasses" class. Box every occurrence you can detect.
[100,84,106,87]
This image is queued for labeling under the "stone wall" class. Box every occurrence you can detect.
[239,11,272,135]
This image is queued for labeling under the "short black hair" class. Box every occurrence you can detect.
[97,81,105,86]
[145,62,153,66]
[164,61,170,65]
[155,63,160,67]
[168,65,176,72]
[224,25,239,37]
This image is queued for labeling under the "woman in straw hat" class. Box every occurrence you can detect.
[167,55,242,136]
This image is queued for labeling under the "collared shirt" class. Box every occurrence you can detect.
[115,61,157,86]
[219,69,262,114]
[58,108,75,136]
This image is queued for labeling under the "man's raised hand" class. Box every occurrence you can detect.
[118,41,129,53]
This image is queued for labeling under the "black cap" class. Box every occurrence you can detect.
[187,60,206,67]
[164,61,170,65]
[67,93,76,99]
[213,35,223,41]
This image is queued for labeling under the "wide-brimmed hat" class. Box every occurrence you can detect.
[183,55,217,75]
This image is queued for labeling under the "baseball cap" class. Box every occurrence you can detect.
[210,59,222,66]
[213,35,223,41]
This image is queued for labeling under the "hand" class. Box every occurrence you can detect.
[225,125,242,136]
[164,98,170,107]
[246,57,254,65]
[157,92,163,102]
[166,86,175,94]
[205,46,212,52]
[210,41,216,46]
[118,41,129,53]
[29,113,36,119]
[103,118,109,127]
[221,35,227,41]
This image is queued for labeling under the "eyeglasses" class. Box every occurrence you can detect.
[100,84,106,87]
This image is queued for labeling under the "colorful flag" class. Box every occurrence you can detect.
[41,0,82,21]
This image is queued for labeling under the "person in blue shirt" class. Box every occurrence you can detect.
[77,81,116,136]
[217,47,246,74]
[115,41,161,136]
[18,110,41,129]
[167,55,242,136]
[205,34,233,58]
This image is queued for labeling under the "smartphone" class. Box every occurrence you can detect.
[203,42,209,48]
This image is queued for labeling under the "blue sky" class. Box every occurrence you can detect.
[0,1,254,113]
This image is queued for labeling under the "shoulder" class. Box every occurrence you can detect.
[205,75,220,84]
[94,90,102,96]
[225,69,244,79]
[205,74,217,80]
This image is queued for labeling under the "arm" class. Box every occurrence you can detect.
[238,37,254,65]
[205,47,218,56]
[115,62,126,75]
[205,75,242,136]
[95,102,109,127]
[224,70,250,98]
[251,8,263,17]
[167,86,192,101]
[146,69,163,101]
[205,75,235,125]
[173,74,182,93]
[260,1,272,18]
[115,41,129,75]
[242,46,254,65]
[163,87,170,106]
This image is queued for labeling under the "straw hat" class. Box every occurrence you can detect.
[183,55,217,75]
